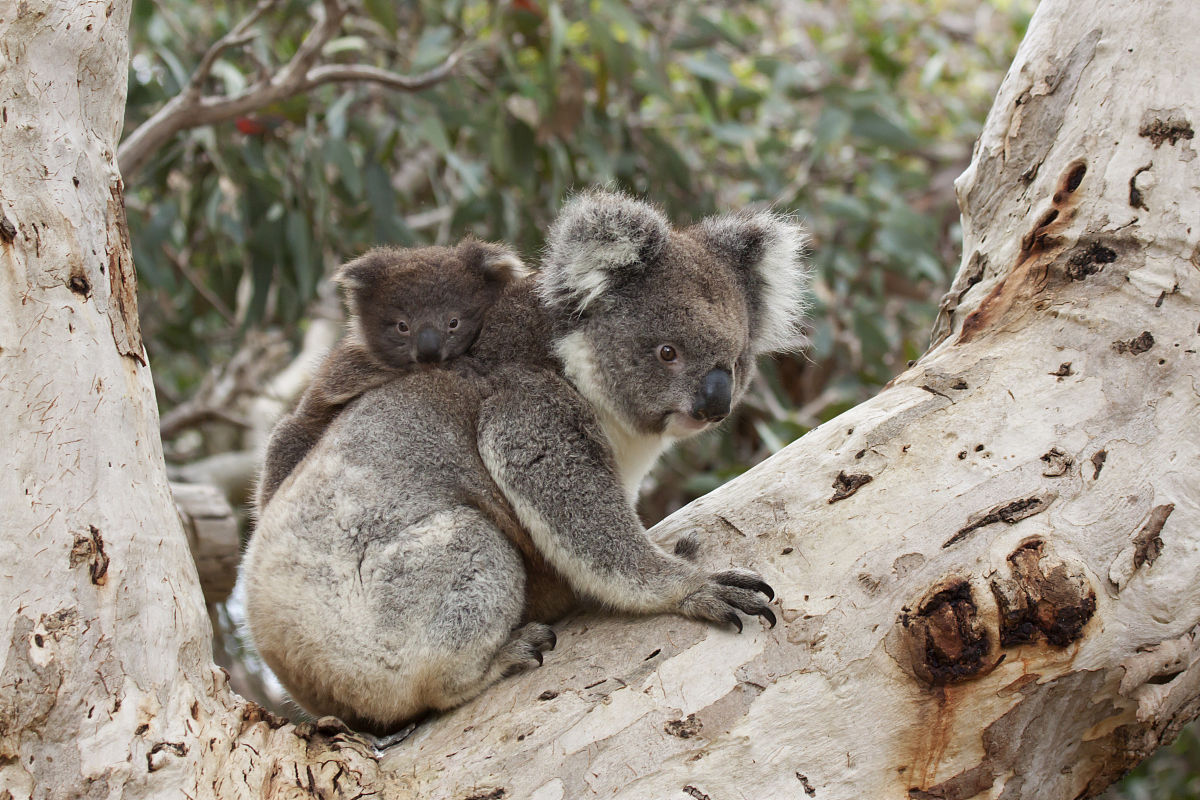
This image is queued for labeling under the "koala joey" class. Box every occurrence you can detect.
[243,190,809,734]
[256,239,526,508]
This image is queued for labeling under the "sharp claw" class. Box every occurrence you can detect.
[546,630,557,650]
[754,580,775,601]
[758,606,777,629]
[725,610,743,633]
[533,649,544,666]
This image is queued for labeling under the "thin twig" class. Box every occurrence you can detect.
[162,243,237,324]
[299,49,465,93]
[187,0,278,96]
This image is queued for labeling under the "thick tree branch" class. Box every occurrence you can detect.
[118,0,463,178]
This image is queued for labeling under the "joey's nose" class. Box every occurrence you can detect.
[415,326,442,363]
[691,368,732,422]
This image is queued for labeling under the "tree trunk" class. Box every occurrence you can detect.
[2,1,1197,799]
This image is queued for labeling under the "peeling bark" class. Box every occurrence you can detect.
[2,1,1199,799]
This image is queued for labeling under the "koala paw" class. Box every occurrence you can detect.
[296,716,414,752]
[679,569,777,633]
[496,622,558,677]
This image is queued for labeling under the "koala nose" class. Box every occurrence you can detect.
[691,368,732,423]
[415,326,442,363]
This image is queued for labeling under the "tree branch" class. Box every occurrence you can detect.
[186,0,277,97]
[118,0,463,179]
[298,51,465,93]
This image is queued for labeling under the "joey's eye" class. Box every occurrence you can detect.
[448,318,459,329]
[657,344,678,363]
[397,321,409,333]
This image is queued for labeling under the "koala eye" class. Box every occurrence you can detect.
[448,318,459,330]
[657,344,678,363]
[396,321,410,333]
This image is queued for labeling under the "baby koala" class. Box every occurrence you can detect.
[256,239,526,508]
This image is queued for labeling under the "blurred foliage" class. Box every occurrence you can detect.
[1101,725,1200,800]
[125,3,1200,789]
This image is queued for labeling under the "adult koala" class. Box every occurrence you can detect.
[244,191,809,734]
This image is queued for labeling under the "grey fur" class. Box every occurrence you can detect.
[256,240,525,508]
[243,190,809,734]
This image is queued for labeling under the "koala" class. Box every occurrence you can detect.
[243,190,809,735]
[256,239,526,508]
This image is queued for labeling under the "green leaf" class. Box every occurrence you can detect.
[850,108,918,150]
[210,59,246,96]
[322,36,367,58]
[680,52,736,85]
[325,91,355,140]
[286,210,315,299]
[547,2,567,76]
[412,26,454,72]
[324,139,362,199]
[364,162,414,245]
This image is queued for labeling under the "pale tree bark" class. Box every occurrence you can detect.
[2,2,1199,800]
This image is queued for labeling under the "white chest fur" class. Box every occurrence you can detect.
[554,331,676,502]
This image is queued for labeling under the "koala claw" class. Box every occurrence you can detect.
[497,622,557,677]
[297,716,414,753]
[710,568,775,601]
[756,605,777,629]
[681,570,777,632]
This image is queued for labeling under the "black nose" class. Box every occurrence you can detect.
[415,326,442,363]
[691,368,732,422]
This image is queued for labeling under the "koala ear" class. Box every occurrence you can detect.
[458,238,530,284]
[694,210,811,355]
[333,248,390,293]
[540,189,671,312]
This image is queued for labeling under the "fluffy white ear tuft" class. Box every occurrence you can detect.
[540,189,671,312]
[459,238,530,283]
[482,249,530,281]
[696,211,811,355]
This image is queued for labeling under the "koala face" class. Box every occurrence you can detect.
[543,191,809,442]
[337,240,526,369]
[562,236,756,437]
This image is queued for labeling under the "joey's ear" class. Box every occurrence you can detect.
[333,248,392,293]
[694,210,811,354]
[458,238,529,284]
[540,189,671,312]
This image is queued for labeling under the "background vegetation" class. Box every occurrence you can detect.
[122,0,1196,794]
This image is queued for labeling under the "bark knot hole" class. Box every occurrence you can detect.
[990,540,1096,648]
[901,579,992,685]
[1062,161,1087,194]
[68,274,91,297]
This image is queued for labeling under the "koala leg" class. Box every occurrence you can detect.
[256,413,320,509]
[351,507,550,723]
[434,622,557,709]
[249,503,553,734]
